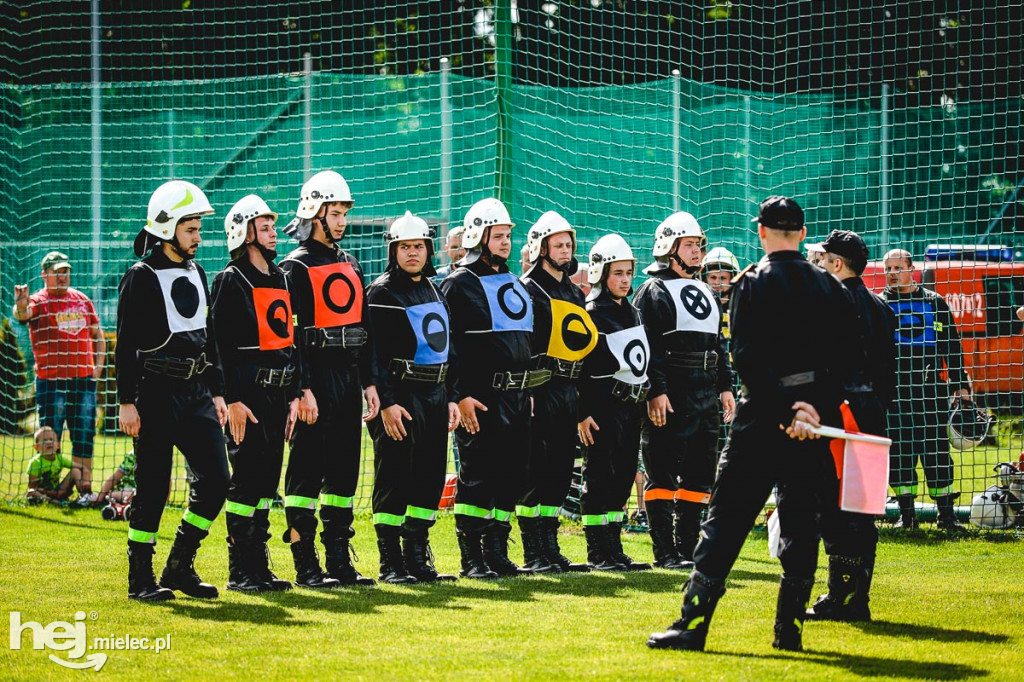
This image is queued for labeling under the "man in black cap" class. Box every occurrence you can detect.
[807,229,896,621]
[648,196,864,653]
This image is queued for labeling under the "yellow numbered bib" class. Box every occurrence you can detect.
[547,299,598,362]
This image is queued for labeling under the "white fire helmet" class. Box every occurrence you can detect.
[296,171,353,220]
[948,396,994,450]
[461,198,513,251]
[652,211,706,258]
[136,180,214,256]
[586,234,636,301]
[225,194,278,254]
[526,211,576,263]
[386,211,436,275]
[969,485,1020,529]
[703,246,740,272]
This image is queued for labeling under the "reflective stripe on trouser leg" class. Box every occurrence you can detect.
[128,528,157,544]
[182,509,215,531]
[372,512,405,527]
[582,513,608,526]
[516,504,541,518]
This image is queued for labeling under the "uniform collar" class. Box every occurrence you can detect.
[765,250,805,262]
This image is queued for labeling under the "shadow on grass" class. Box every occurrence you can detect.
[0,505,130,536]
[707,649,987,680]
[853,620,1010,644]
[158,599,313,626]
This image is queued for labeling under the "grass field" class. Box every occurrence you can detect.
[2,504,1022,681]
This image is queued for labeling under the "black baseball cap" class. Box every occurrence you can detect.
[822,229,869,274]
[753,196,805,231]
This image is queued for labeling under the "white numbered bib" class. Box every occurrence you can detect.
[661,279,719,335]
[152,266,207,333]
[605,325,650,385]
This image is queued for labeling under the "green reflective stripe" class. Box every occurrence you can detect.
[128,528,157,544]
[454,503,492,519]
[538,505,560,518]
[582,514,608,526]
[225,500,257,517]
[372,512,405,527]
[929,485,955,498]
[320,493,354,509]
[607,511,626,523]
[686,616,705,631]
[492,508,512,523]
[515,504,541,518]
[405,506,436,522]
[893,485,917,497]
[285,495,318,510]
[182,510,214,531]
[257,498,273,510]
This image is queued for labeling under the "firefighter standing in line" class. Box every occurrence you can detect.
[577,234,653,571]
[633,212,735,570]
[210,194,303,593]
[441,198,542,579]
[117,180,230,601]
[279,171,380,588]
[647,196,864,653]
[365,212,460,584]
[701,247,740,309]
[517,211,596,573]
[807,229,896,621]
[882,249,971,531]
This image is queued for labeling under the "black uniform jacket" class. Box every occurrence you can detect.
[280,239,376,403]
[440,257,533,403]
[116,249,224,403]
[521,264,596,382]
[881,285,969,393]
[579,290,650,420]
[209,256,300,405]
[845,276,897,409]
[365,267,453,410]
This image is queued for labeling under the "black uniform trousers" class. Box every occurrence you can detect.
[284,366,363,543]
[129,376,229,541]
[643,383,720,503]
[225,385,290,541]
[368,382,449,530]
[454,387,530,532]
[693,402,839,582]
[888,380,954,498]
[519,379,578,518]
[581,394,644,522]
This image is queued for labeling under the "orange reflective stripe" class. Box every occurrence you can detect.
[643,488,676,502]
[674,488,710,504]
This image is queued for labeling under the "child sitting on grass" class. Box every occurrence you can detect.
[97,449,137,505]
[26,425,73,503]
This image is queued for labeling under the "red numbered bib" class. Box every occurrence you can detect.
[252,288,294,350]
[307,262,363,328]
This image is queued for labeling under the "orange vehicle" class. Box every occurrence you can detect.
[862,245,1024,409]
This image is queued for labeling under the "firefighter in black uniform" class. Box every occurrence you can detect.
[517,211,596,573]
[882,249,971,531]
[577,234,653,572]
[366,212,460,584]
[441,197,542,579]
[211,194,303,593]
[279,170,380,588]
[648,196,864,653]
[633,212,735,570]
[807,229,896,621]
[117,180,230,601]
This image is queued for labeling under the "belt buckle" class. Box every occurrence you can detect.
[492,372,509,391]
[437,365,448,384]
[514,372,529,391]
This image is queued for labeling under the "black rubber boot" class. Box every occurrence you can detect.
[647,571,726,651]
[482,522,524,577]
[541,516,589,572]
[375,526,418,584]
[286,533,341,589]
[402,527,457,582]
[673,500,703,563]
[806,555,868,622]
[324,536,376,586]
[159,525,219,599]
[772,576,815,651]
[894,494,919,530]
[585,525,627,571]
[226,537,273,593]
[250,543,292,592]
[608,522,653,571]
[935,494,966,532]
[457,529,498,579]
[647,499,691,570]
[127,541,175,601]
[519,517,560,574]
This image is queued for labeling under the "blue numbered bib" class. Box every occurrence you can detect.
[479,273,533,333]
[890,301,937,347]
[405,301,450,364]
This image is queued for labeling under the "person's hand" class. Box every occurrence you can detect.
[458,397,488,434]
[720,391,736,424]
[285,398,300,440]
[956,388,971,400]
[212,396,229,427]
[381,404,411,441]
[119,403,140,437]
[447,402,461,432]
[578,416,599,446]
[228,401,258,444]
[298,389,318,424]
[92,364,104,381]
[1016,306,1024,322]
[647,394,673,427]
[783,401,821,440]
[363,386,380,422]
[14,284,29,311]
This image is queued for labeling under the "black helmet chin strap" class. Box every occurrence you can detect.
[669,252,700,275]
[543,254,579,276]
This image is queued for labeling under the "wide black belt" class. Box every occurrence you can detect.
[390,359,448,384]
[492,369,551,392]
[243,365,295,389]
[304,326,367,349]
[141,353,209,381]
[665,350,719,371]
[538,356,583,380]
[611,379,650,403]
